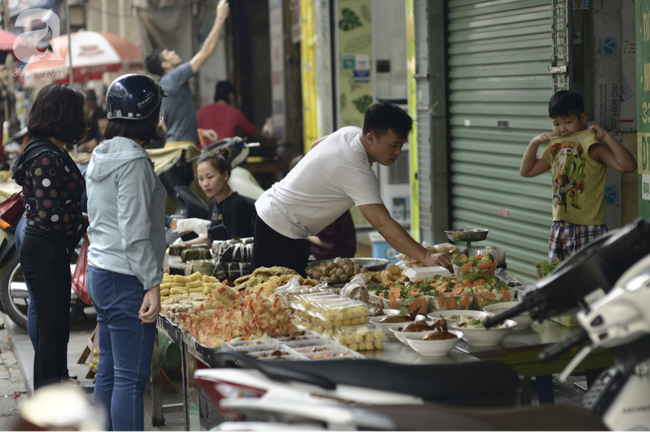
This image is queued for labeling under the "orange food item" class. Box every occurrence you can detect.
[451,286,464,296]
[460,254,468,259]
[390,286,402,299]
[438,296,447,308]
[448,296,458,309]
[502,287,511,302]
[459,263,473,274]
[409,298,427,314]
[461,294,471,308]
[463,280,472,287]
[481,291,497,300]
[478,260,493,270]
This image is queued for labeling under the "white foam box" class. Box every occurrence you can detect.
[403,266,452,281]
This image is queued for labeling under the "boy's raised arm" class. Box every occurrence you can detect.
[520,132,553,177]
[587,125,638,173]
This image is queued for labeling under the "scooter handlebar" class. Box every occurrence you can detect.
[538,328,589,363]
[483,302,528,329]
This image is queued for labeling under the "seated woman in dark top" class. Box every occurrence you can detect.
[174,147,255,244]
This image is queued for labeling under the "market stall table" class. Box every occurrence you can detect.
[151,314,613,431]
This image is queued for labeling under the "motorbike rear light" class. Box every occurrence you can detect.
[196,375,267,416]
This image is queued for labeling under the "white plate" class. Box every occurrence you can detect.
[427,310,490,325]
[483,302,533,330]
[450,319,517,346]
[405,330,463,356]
[369,315,425,340]
[389,324,437,346]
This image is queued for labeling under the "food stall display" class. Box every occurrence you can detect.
[233,266,317,293]
[367,274,512,313]
[159,272,230,302]
[451,253,499,282]
[177,290,293,347]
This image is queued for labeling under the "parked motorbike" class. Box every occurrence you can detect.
[194,219,650,430]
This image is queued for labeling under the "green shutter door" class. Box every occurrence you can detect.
[447,0,553,281]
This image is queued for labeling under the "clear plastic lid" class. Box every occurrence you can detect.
[308,299,369,321]
[332,324,385,351]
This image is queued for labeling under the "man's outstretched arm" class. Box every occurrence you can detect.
[191,0,230,73]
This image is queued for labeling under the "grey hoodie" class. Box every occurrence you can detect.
[86,137,166,290]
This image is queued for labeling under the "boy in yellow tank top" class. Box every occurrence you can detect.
[520,91,637,262]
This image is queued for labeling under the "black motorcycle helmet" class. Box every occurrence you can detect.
[106,73,167,120]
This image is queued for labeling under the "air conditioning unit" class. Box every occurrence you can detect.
[377,148,410,227]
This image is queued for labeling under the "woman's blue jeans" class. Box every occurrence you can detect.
[15,216,69,379]
[87,265,156,431]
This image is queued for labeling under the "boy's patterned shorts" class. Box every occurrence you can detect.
[549,221,608,262]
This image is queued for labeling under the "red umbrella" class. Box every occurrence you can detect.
[21,30,143,86]
[0,29,16,52]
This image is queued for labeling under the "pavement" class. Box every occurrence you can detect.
[1,308,192,431]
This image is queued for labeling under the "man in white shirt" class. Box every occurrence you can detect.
[253,102,452,275]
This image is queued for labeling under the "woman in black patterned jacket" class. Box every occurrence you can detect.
[11,84,88,390]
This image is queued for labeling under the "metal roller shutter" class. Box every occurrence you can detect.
[447,0,553,280]
[413,0,433,242]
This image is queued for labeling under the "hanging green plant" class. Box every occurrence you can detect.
[339,8,363,31]
[352,95,373,114]
[360,5,371,24]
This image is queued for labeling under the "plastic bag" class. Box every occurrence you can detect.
[0,193,24,228]
[71,236,92,305]
[174,218,210,239]
[341,274,369,303]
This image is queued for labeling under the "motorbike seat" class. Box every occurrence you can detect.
[363,403,608,431]
[214,352,520,408]
[284,359,520,408]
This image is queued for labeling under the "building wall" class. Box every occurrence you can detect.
[85,0,141,44]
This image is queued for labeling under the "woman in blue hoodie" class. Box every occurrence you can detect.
[85,74,166,431]
[11,84,88,390]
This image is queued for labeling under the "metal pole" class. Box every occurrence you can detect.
[66,0,72,86]
[118,0,126,38]
[3,0,13,94]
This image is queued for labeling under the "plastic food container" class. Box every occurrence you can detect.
[298,346,367,360]
[332,324,385,351]
[247,349,308,361]
[308,300,369,323]
[473,290,515,310]
[280,338,332,349]
[428,293,474,311]
[290,293,342,311]
[226,340,280,353]
[403,266,452,281]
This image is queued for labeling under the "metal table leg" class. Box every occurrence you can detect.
[181,342,200,431]
[150,331,165,426]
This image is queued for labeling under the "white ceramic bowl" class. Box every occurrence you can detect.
[389,324,437,346]
[405,330,463,356]
[370,315,426,340]
[427,310,490,325]
[383,309,402,316]
[450,319,517,346]
[483,302,533,330]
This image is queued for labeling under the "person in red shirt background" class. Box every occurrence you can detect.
[197,81,262,141]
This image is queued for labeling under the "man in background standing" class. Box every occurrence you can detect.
[145,0,229,148]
